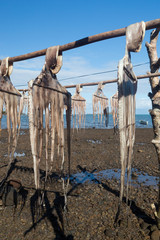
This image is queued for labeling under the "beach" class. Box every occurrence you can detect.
[0,128,159,239]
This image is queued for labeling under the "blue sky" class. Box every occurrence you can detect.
[0,0,160,113]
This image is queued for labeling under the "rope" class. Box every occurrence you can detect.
[72,98,86,102]
[93,94,108,100]
[33,83,68,96]
[59,62,149,82]
[0,88,21,97]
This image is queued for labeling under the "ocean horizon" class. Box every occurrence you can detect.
[0,113,153,129]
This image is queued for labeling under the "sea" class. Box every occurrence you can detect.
[0,114,153,129]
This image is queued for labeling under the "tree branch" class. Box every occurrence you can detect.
[146,27,160,229]
[146,29,160,93]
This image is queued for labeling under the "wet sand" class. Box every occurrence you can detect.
[0,128,159,239]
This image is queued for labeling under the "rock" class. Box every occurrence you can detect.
[150,225,158,232]
[140,222,150,230]
[104,228,116,237]
[0,199,3,210]
[131,172,138,179]
[144,228,150,236]
[151,230,160,240]
[117,230,125,239]
[138,149,143,153]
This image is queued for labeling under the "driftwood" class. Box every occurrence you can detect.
[146,28,160,228]
[92,82,109,127]
[72,85,86,130]
[118,21,145,204]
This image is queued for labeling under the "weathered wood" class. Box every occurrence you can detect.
[18,71,160,91]
[146,28,160,229]
[64,72,160,88]
[64,79,117,88]
[0,19,160,64]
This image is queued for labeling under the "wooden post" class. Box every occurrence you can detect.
[146,28,160,228]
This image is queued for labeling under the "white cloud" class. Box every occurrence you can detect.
[11,68,40,87]
[14,57,45,70]
[136,97,151,109]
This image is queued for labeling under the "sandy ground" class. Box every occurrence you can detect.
[0,128,159,240]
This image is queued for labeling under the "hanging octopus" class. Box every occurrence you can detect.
[110,91,118,133]
[118,21,145,203]
[0,92,4,131]
[0,57,23,166]
[21,90,28,114]
[92,82,109,127]
[28,46,71,193]
[72,85,86,130]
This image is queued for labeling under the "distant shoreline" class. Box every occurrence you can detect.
[0,113,153,129]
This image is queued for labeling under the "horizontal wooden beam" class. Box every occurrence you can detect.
[64,72,160,88]
[1,18,160,64]
[64,79,117,89]
[18,72,160,91]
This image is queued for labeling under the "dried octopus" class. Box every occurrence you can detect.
[110,91,118,133]
[92,82,109,127]
[28,46,71,196]
[21,91,28,115]
[118,21,145,203]
[0,57,23,167]
[72,85,86,130]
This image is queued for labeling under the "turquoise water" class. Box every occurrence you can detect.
[1,113,152,129]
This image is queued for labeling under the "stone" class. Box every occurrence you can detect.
[150,225,158,232]
[140,222,150,230]
[104,228,116,237]
[138,149,143,153]
[150,230,160,240]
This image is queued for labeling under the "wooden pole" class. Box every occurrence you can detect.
[1,19,160,64]
[64,79,117,88]
[64,72,160,88]
[17,72,160,91]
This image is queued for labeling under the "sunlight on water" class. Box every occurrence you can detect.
[86,139,102,144]
[4,152,25,157]
[0,114,153,129]
[70,168,158,187]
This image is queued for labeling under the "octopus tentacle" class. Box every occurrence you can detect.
[0,58,22,166]
[45,104,49,179]
[28,80,39,189]
[0,92,4,131]
[92,82,109,127]
[118,21,145,204]
[28,46,71,199]
[72,85,86,130]
[50,100,55,171]
[111,91,118,133]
